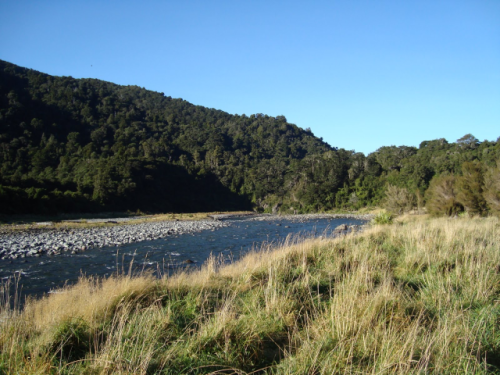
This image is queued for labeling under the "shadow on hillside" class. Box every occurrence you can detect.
[127,162,252,213]
[0,163,251,220]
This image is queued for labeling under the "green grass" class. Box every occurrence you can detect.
[1,215,500,374]
[371,210,394,224]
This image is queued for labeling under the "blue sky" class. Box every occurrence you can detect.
[0,0,499,155]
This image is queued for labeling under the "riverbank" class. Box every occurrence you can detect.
[0,211,250,231]
[0,219,229,260]
[0,213,373,260]
[1,215,498,374]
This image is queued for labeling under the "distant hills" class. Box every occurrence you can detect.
[0,60,498,215]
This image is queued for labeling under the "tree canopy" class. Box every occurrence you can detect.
[0,60,498,215]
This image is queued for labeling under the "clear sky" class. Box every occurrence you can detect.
[1,0,499,155]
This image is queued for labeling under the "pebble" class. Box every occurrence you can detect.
[0,214,372,261]
[0,219,229,260]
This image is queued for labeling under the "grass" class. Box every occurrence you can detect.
[371,210,394,224]
[1,215,500,374]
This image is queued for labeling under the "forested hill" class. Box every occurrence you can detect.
[0,59,336,214]
[0,59,499,216]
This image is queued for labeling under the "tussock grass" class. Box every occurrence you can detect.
[1,216,500,374]
[371,211,394,224]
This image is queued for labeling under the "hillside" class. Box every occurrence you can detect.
[0,60,337,214]
[0,60,499,215]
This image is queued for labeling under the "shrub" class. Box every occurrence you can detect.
[425,175,463,216]
[371,211,393,224]
[483,162,500,216]
[456,161,487,215]
[383,184,415,214]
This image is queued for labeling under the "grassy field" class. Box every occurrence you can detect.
[1,214,500,374]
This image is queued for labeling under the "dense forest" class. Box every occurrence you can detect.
[0,59,499,216]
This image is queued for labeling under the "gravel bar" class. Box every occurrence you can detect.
[0,220,229,260]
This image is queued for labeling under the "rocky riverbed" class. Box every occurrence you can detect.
[0,220,229,260]
[0,214,373,261]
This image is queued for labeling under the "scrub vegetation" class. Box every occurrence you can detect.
[2,215,499,374]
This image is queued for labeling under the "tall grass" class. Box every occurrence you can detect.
[1,216,499,374]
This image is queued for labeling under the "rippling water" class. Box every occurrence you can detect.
[0,217,366,300]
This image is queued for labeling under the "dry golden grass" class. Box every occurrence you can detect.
[25,275,156,329]
[1,215,499,374]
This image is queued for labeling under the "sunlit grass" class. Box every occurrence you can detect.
[1,215,499,374]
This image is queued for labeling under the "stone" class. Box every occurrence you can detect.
[334,224,348,232]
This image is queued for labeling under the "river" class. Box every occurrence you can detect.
[0,215,367,300]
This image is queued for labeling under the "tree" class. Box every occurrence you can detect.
[456,161,487,215]
[483,162,500,216]
[456,134,479,149]
[373,146,417,172]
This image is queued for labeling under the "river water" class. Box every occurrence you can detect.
[0,216,366,300]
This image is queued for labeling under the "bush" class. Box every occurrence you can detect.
[483,162,500,216]
[371,211,393,224]
[456,161,487,215]
[383,185,415,214]
[425,175,463,216]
